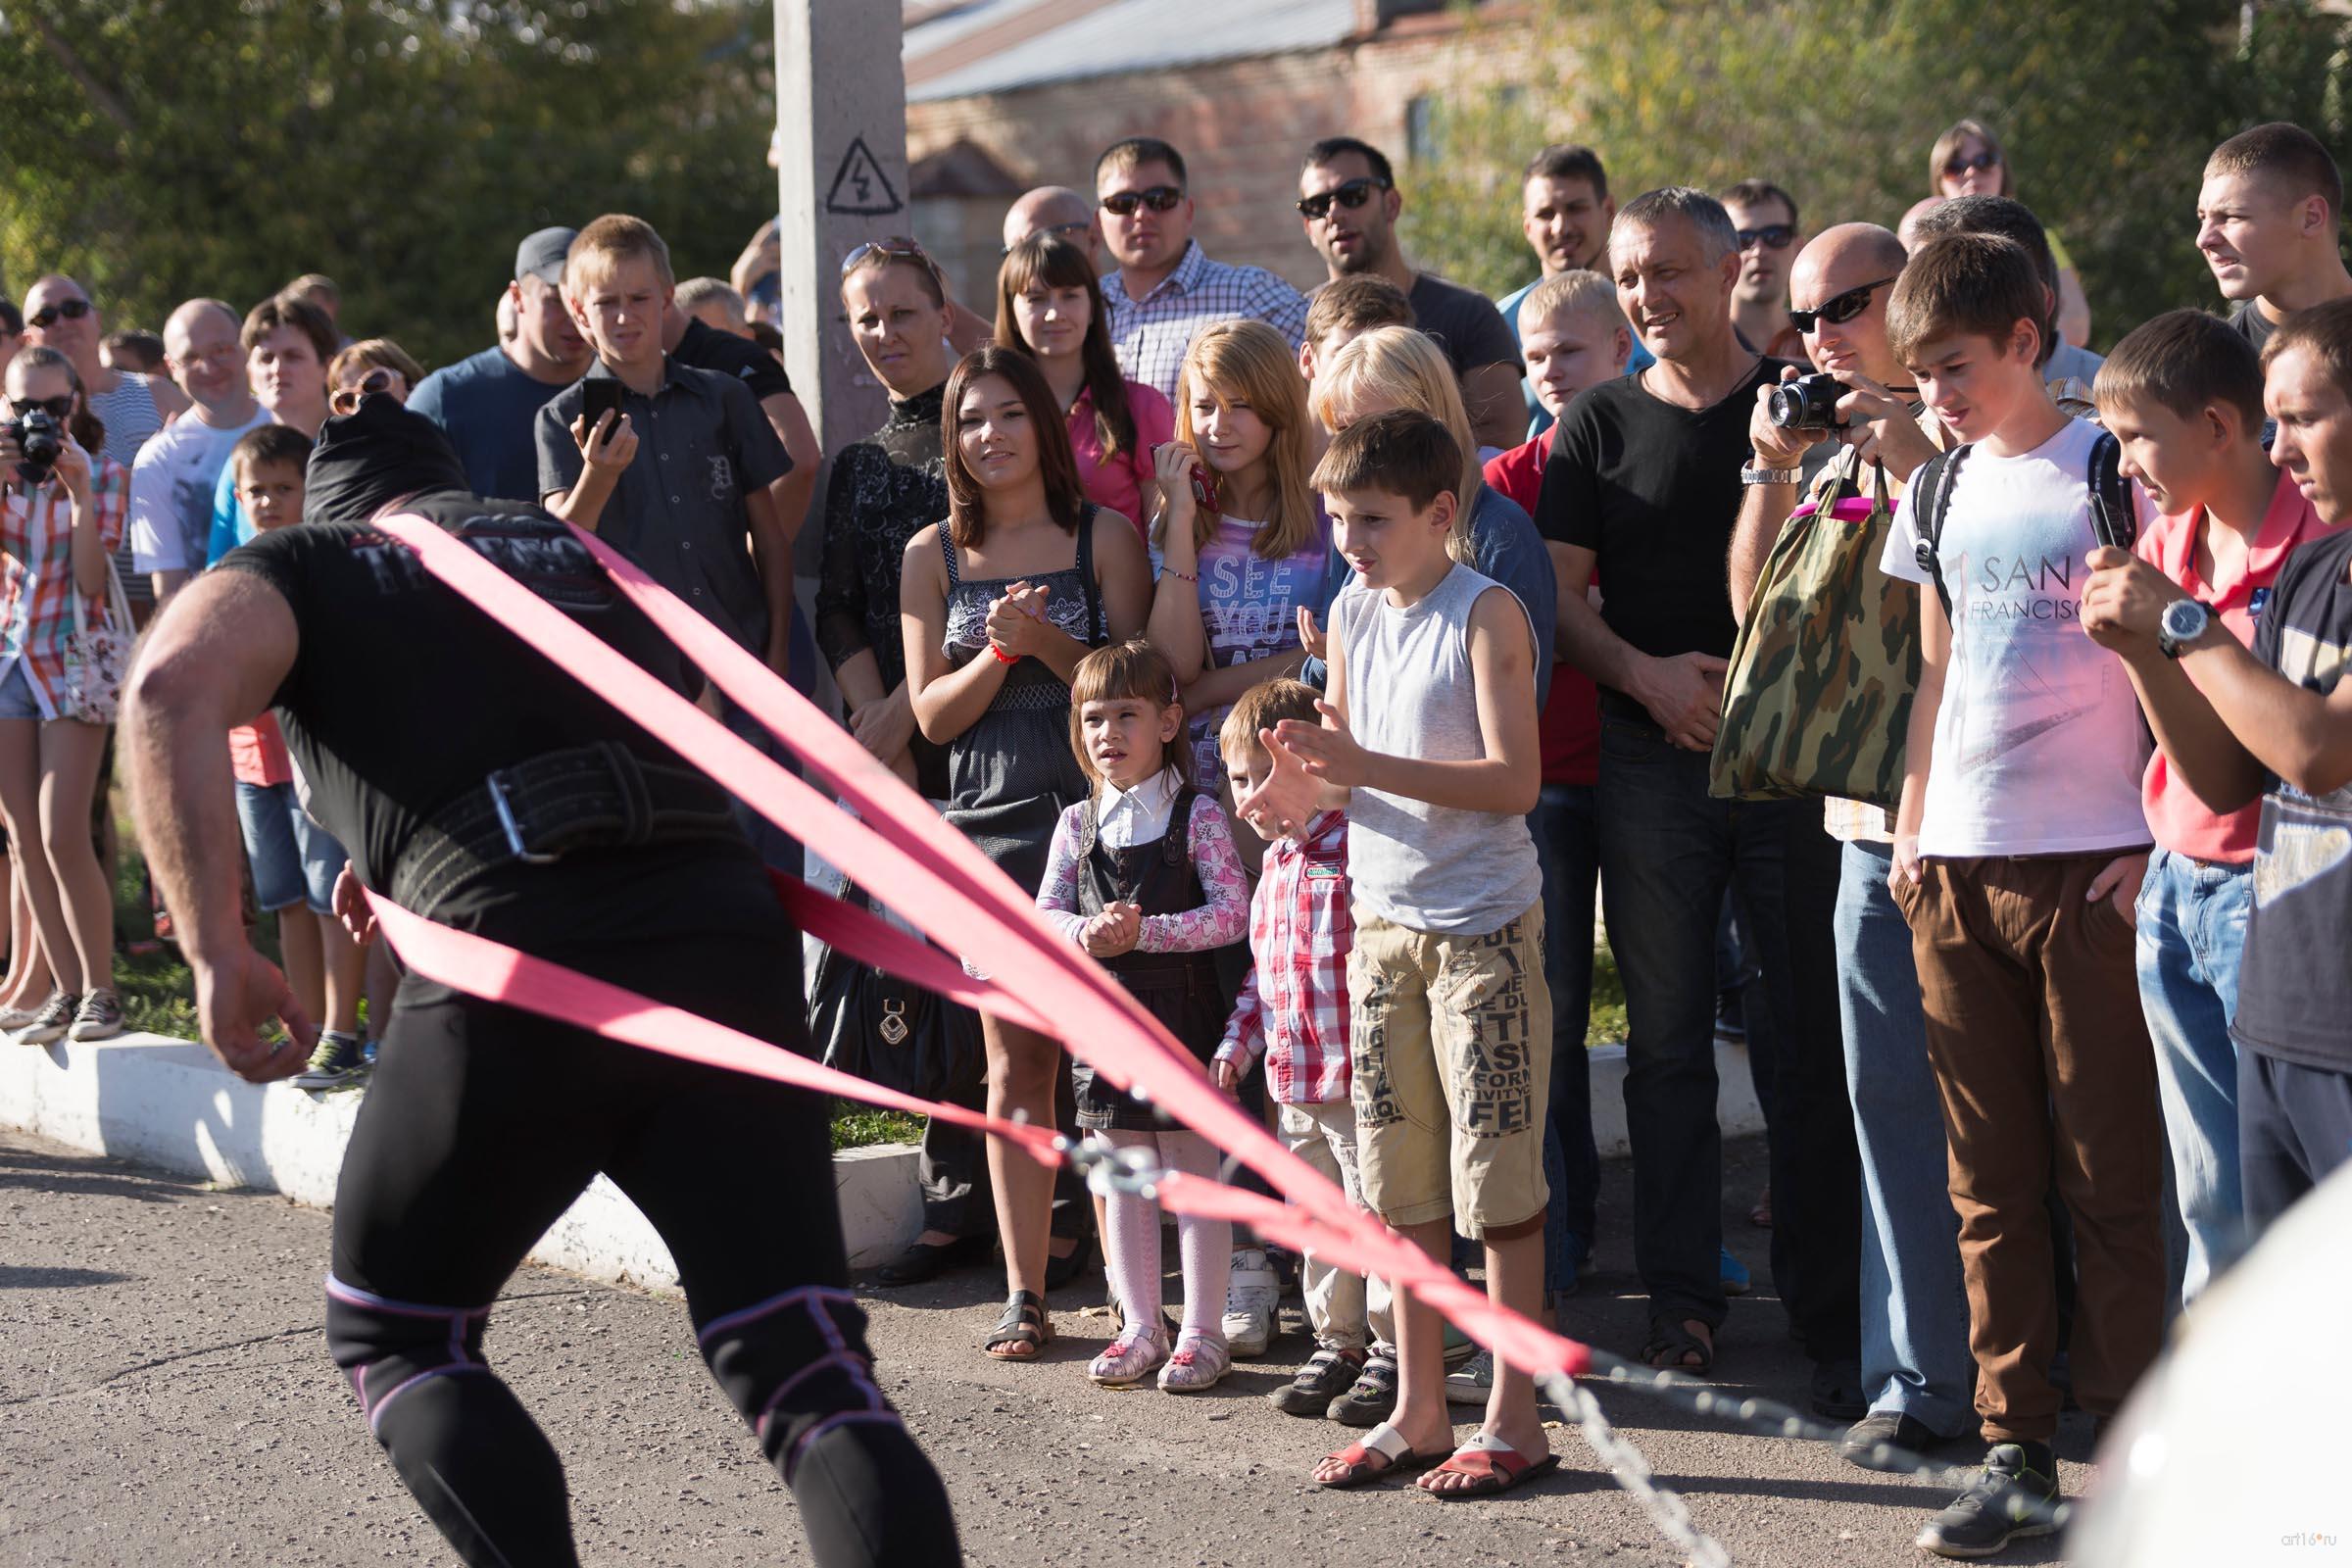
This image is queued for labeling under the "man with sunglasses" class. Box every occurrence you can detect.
[1719,181,1806,364]
[1727,222,1974,1472]
[1003,185,1101,271]
[1298,136,1523,452]
[1094,136,1307,403]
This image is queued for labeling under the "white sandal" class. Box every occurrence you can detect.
[1087,1323,1169,1386]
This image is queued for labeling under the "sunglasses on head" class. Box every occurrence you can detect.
[1942,150,1999,178]
[1735,223,1795,253]
[1099,185,1184,218]
[26,299,92,330]
[1297,176,1390,222]
[1790,277,1898,334]
[840,236,939,277]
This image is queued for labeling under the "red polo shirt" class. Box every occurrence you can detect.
[1484,428,1597,786]
[2135,466,2343,862]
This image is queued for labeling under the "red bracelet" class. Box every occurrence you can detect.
[990,643,1019,665]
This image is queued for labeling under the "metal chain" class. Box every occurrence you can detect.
[1541,1373,1732,1568]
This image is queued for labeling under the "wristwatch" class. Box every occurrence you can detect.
[2158,598,2212,659]
[1740,461,1803,486]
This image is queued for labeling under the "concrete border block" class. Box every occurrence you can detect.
[0,1032,920,1293]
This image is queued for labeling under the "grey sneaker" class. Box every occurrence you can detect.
[67,989,124,1043]
[18,991,79,1045]
[1915,1441,2061,1558]
[292,1033,369,1091]
[1445,1348,1494,1406]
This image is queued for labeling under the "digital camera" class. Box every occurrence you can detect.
[6,409,63,485]
[1766,372,1845,432]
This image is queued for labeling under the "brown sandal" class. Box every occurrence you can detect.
[984,1290,1053,1360]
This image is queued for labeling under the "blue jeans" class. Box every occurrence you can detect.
[2134,846,2251,1302]
[1534,782,1599,1287]
[1837,839,1973,1435]
[1595,719,1803,1330]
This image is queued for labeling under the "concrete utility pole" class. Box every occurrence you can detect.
[772,1,909,457]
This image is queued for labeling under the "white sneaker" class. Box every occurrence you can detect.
[1445,1348,1494,1406]
[1220,1248,1279,1359]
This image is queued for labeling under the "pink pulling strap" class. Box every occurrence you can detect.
[364,512,1593,1383]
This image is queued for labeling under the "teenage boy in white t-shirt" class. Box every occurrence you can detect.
[1878,233,2167,1560]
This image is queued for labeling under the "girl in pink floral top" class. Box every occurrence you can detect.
[0,347,131,1044]
[1036,640,1248,1394]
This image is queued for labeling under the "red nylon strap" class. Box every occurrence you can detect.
[364,511,1592,1383]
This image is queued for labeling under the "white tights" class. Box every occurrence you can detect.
[1094,1129,1231,1342]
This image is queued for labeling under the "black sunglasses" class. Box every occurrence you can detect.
[1001,220,1095,258]
[1100,185,1184,218]
[9,394,74,420]
[1297,176,1390,221]
[26,299,92,330]
[1942,150,1999,178]
[1790,277,1899,334]
[1735,223,1795,253]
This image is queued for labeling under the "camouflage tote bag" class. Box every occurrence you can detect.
[1710,459,1919,809]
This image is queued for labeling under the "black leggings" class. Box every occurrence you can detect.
[323,934,959,1568]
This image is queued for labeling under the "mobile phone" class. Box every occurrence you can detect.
[579,378,624,435]
[1189,464,1220,514]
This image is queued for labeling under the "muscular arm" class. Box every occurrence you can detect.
[1463,362,1529,452]
[2170,630,2352,805]
[122,568,313,1077]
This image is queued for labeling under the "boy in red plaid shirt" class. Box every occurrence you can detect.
[1213,678,1394,1419]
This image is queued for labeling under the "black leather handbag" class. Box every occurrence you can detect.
[806,884,981,1102]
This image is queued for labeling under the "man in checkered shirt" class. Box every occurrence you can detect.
[1210,679,1393,1420]
[1095,136,1309,404]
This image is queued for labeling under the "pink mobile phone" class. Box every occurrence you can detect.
[1189,464,1220,514]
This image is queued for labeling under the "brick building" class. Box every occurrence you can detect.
[902,0,1522,308]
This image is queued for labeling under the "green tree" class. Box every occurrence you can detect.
[0,1,778,371]
[1403,0,2352,352]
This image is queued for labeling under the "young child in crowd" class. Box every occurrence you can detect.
[221,422,369,1090]
[1297,274,1415,387]
[1246,410,1555,1498]
[1211,677,1391,1418]
[1881,232,2165,1558]
[1036,639,1249,1393]
[1484,270,1632,509]
[2089,310,2339,1307]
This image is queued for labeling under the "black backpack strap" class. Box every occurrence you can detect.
[1161,784,1194,867]
[2087,429,2136,554]
[1911,442,1972,617]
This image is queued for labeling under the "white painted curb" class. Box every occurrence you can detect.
[1585,1039,1767,1158]
[0,1032,921,1294]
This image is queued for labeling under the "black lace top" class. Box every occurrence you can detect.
[814,382,949,691]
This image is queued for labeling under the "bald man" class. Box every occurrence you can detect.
[128,299,272,604]
[1003,184,1100,269]
[1729,220,1975,1470]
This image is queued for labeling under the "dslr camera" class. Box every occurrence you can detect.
[1767,372,1846,432]
[5,410,64,486]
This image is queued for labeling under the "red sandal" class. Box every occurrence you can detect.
[1419,1432,1561,1498]
[1313,1421,1441,1489]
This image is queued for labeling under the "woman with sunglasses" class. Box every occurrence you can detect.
[994,231,1174,537]
[0,347,132,1045]
[327,339,424,415]
[1929,120,2091,347]
[901,346,1152,1361]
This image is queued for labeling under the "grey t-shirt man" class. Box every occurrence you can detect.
[534,356,792,650]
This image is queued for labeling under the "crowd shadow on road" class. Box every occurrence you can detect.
[0,1142,208,1205]
[0,1264,132,1289]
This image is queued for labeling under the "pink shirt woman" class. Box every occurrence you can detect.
[1067,379,1173,532]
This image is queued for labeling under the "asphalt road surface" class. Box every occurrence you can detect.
[1,1127,2100,1566]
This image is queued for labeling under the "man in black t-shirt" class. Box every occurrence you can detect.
[120,398,960,1568]
[1297,135,1524,450]
[2082,299,2352,1243]
[1534,186,1821,1391]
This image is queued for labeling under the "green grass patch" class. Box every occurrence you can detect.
[1587,935,1626,1048]
[830,1105,925,1151]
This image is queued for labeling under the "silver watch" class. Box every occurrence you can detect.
[1740,462,1802,486]
[2158,598,2211,659]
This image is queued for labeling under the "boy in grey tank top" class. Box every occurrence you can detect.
[1239,411,1556,1497]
